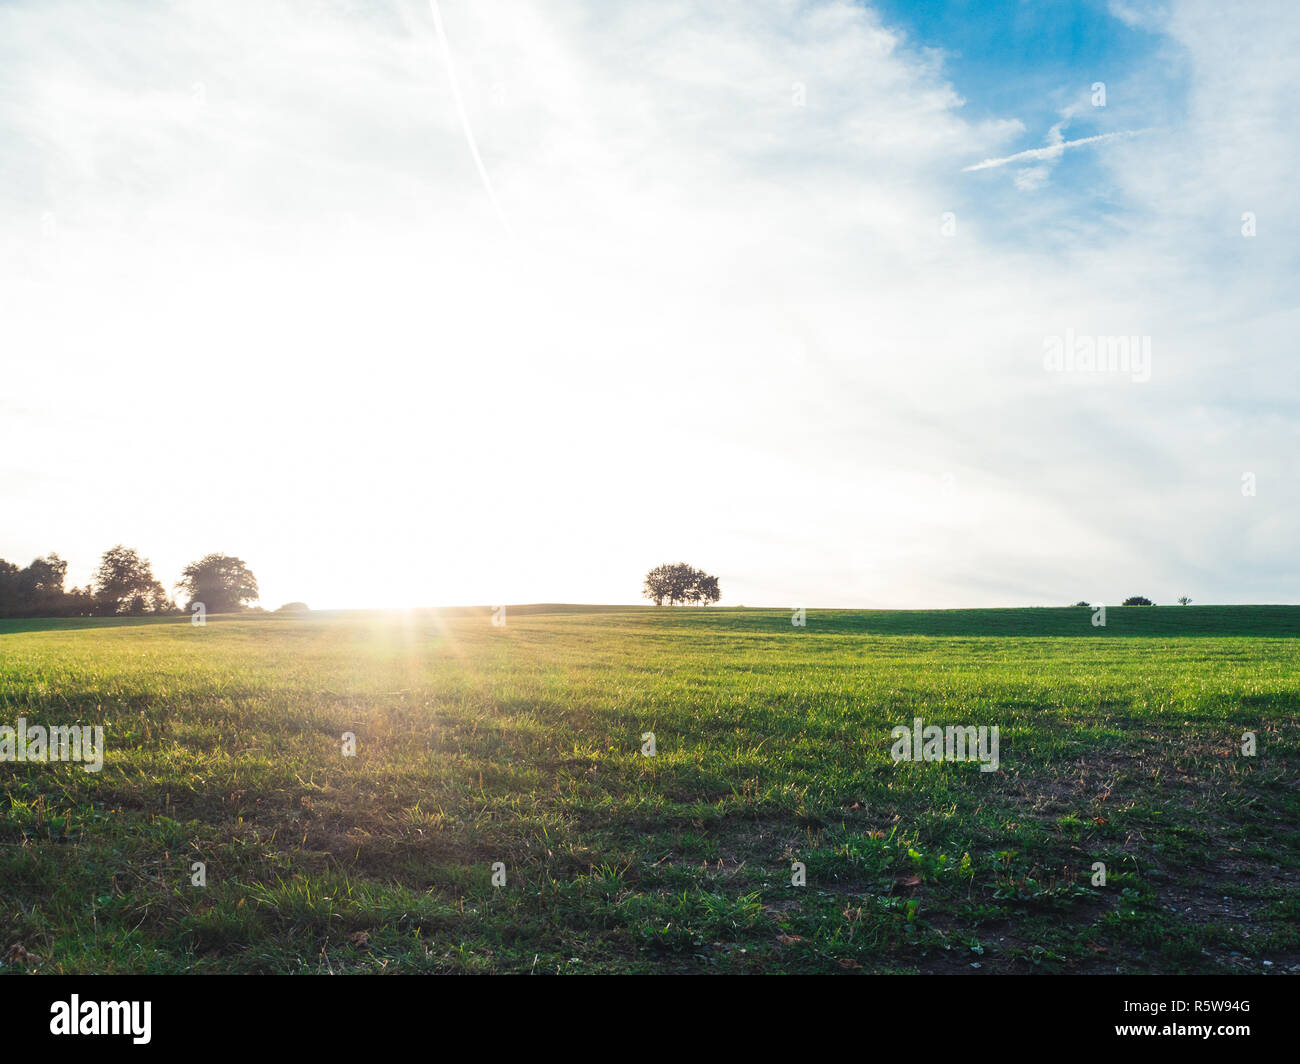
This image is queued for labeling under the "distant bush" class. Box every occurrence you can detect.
[276,602,310,613]
[1122,596,1155,606]
[1071,601,1090,607]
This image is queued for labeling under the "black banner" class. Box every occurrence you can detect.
[5,974,1284,1050]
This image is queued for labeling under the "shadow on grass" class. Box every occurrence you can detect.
[4,604,1299,638]
[630,605,1300,638]
[0,614,227,635]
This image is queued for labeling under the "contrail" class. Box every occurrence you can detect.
[428,0,514,238]
[962,129,1148,173]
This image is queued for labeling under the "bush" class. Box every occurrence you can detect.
[1122,596,1154,606]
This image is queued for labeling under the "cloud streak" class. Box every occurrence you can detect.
[961,128,1149,172]
[428,0,514,238]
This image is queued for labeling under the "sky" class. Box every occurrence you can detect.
[1,0,1297,610]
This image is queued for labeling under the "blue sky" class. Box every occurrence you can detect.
[875,0,1164,114]
[0,0,1296,609]
[879,0,1186,232]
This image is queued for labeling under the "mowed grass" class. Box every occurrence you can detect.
[1,605,1297,974]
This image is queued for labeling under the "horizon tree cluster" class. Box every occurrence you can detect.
[642,562,721,606]
[0,546,260,618]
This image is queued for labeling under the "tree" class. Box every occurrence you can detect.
[18,554,69,614]
[94,545,171,615]
[0,559,22,615]
[1122,596,1154,606]
[1177,596,1192,606]
[176,553,260,613]
[643,563,679,605]
[643,562,721,606]
[63,584,96,616]
[0,554,88,617]
[1071,601,1090,607]
[694,573,721,605]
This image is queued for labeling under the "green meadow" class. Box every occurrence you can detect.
[1,605,1297,974]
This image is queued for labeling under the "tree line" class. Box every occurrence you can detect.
[0,546,260,618]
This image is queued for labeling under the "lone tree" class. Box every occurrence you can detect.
[1122,595,1155,606]
[94,545,171,615]
[177,553,260,613]
[1177,596,1192,606]
[643,563,721,606]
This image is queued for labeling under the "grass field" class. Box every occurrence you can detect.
[2,605,1297,974]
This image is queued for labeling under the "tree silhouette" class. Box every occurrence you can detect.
[694,573,721,605]
[177,553,260,613]
[643,563,721,606]
[94,545,171,615]
[0,553,97,617]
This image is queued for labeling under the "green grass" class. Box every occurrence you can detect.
[1,605,1297,974]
